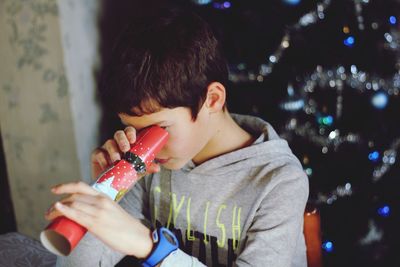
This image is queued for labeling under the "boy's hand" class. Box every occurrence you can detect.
[90,126,160,180]
[45,181,153,259]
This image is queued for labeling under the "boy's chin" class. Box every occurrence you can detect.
[161,160,188,170]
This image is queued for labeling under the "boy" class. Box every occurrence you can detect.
[46,5,309,267]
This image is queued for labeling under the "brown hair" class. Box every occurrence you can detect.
[100,6,228,120]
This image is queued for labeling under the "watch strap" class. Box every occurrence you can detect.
[141,227,179,267]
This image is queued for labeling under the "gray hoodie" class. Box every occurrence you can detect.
[56,114,309,267]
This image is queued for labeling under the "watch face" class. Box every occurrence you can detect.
[162,231,178,246]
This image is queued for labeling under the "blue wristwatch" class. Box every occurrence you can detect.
[141,227,179,267]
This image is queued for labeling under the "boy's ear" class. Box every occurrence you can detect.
[205,82,226,113]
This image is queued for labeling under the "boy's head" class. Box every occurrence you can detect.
[101,5,228,120]
[101,5,230,169]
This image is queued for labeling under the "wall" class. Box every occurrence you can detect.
[0,0,100,239]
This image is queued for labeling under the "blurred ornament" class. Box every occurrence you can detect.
[389,16,397,25]
[368,151,380,162]
[371,91,389,109]
[317,114,334,127]
[322,241,334,252]
[328,130,339,139]
[280,98,305,112]
[344,36,355,47]
[303,155,310,165]
[377,205,390,217]
[359,220,384,245]
[279,84,305,112]
[213,1,231,9]
[282,0,301,6]
[371,22,379,30]
[353,0,366,30]
[373,138,399,182]
[192,0,212,5]
[316,183,353,205]
[295,0,332,28]
[384,29,400,53]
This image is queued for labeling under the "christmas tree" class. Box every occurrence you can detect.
[189,0,400,266]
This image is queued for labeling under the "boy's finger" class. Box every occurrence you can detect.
[59,193,99,206]
[91,148,110,169]
[52,202,95,229]
[124,126,137,144]
[147,162,160,173]
[102,139,122,163]
[114,130,130,152]
[51,181,99,196]
[44,204,62,220]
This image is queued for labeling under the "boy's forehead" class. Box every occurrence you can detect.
[118,106,194,129]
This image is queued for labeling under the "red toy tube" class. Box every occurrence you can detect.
[40,126,169,256]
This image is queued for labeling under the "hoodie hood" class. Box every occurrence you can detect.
[181,113,301,175]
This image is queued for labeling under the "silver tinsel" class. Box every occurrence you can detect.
[315,182,354,205]
[372,138,400,182]
[229,0,333,82]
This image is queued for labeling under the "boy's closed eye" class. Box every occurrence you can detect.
[159,124,170,129]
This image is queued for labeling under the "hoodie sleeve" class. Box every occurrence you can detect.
[119,177,152,227]
[234,167,309,267]
[159,249,206,267]
[56,178,150,267]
